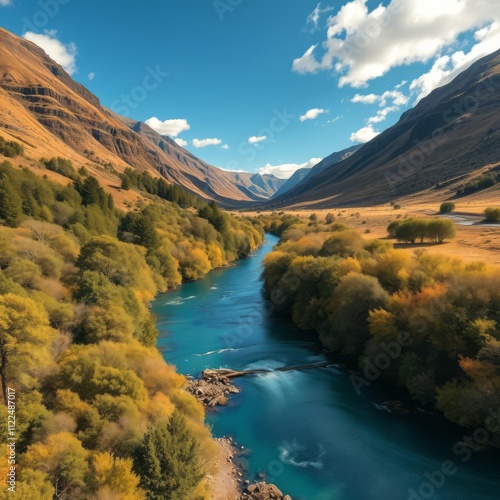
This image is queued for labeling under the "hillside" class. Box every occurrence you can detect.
[0,28,280,207]
[272,50,500,208]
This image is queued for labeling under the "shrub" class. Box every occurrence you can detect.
[0,136,24,157]
[484,207,500,223]
[440,202,455,213]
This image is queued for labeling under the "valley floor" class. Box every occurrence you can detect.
[242,199,500,265]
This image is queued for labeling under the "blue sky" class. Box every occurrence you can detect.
[1,0,499,178]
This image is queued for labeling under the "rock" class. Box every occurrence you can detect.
[244,481,290,500]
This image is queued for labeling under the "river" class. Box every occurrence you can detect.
[152,235,500,500]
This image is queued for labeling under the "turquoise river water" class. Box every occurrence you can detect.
[152,235,500,500]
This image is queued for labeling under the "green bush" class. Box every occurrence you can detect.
[484,207,500,223]
[0,136,24,158]
[440,202,455,213]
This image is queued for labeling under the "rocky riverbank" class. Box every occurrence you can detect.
[209,437,292,500]
[186,369,240,407]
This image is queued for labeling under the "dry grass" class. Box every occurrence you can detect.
[245,198,500,265]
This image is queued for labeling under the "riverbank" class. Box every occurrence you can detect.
[209,438,241,500]
[210,437,292,500]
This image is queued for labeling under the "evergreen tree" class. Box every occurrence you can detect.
[136,214,159,250]
[134,411,203,500]
[0,174,23,227]
[121,175,131,190]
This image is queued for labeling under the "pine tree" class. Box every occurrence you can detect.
[133,411,203,500]
[121,175,131,190]
[0,174,23,227]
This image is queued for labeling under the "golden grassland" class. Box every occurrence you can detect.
[240,197,500,265]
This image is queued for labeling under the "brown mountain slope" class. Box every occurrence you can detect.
[272,49,500,208]
[0,28,279,207]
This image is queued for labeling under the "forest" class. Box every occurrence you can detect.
[261,215,500,441]
[0,156,263,499]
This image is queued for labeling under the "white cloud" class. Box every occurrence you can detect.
[23,30,77,75]
[305,2,335,32]
[350,84,409,129]
[192,138,222,148]
[248,135,267,144]
[351,93,378,104]
[367,106,399,124]
[351,89,409,107]
[174,138,187,147]
[299,108,327,121]
[350,124,379,143]
[221,144,229,150]
[292,0,500,89]
[0,0,12,6]
[410,22,500,101]
[145,117,190,137]
[258,158,322,179]
[327,115,342,124]
[88,72,95,81]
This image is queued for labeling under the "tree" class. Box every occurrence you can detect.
[121,175,131,190]
[309,213,318,222]
[427,218,456,243]
[0,175,23,227]
[440,202,455,214]
[89,452,144,499]
[80,176,102,205]
[133,411,203,500]
[387,220,402,238]
[24,432,88,499]
[0,294,56,404]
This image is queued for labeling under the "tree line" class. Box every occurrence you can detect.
[0,159,264,498]
[261,218,500,444]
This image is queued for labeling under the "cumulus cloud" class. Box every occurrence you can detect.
[88,72,95,81]
[221,144,229,150]
[292,0,500,89]
[257,158,322,179]
[350,124,379,143]
[0,0,12,6]
[299,108,327,121]
[23,30,77,75]
[174,138,187,147]
[145,117,190,137]
[192,138,222,148]
[248,135,267,144]
[350,84,409,131]
[410,22,500,101]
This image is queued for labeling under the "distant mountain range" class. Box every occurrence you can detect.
[1,26,499,210]
[270,50,500,208]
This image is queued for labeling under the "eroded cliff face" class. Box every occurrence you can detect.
[0,28,282,206]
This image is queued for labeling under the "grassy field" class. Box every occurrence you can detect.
[241,198,500,265]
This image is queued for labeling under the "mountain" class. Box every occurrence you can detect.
[272,50,500,208]
[0,28,281,207]
[228,171,286,199]
[272,168,310,198]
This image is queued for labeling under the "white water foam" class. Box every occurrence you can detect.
[165,295,196,305]
[279,440,325,470]
[244,359,286,371]
[194,348,241,357]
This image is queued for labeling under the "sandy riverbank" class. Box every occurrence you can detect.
[209,437,242,500]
